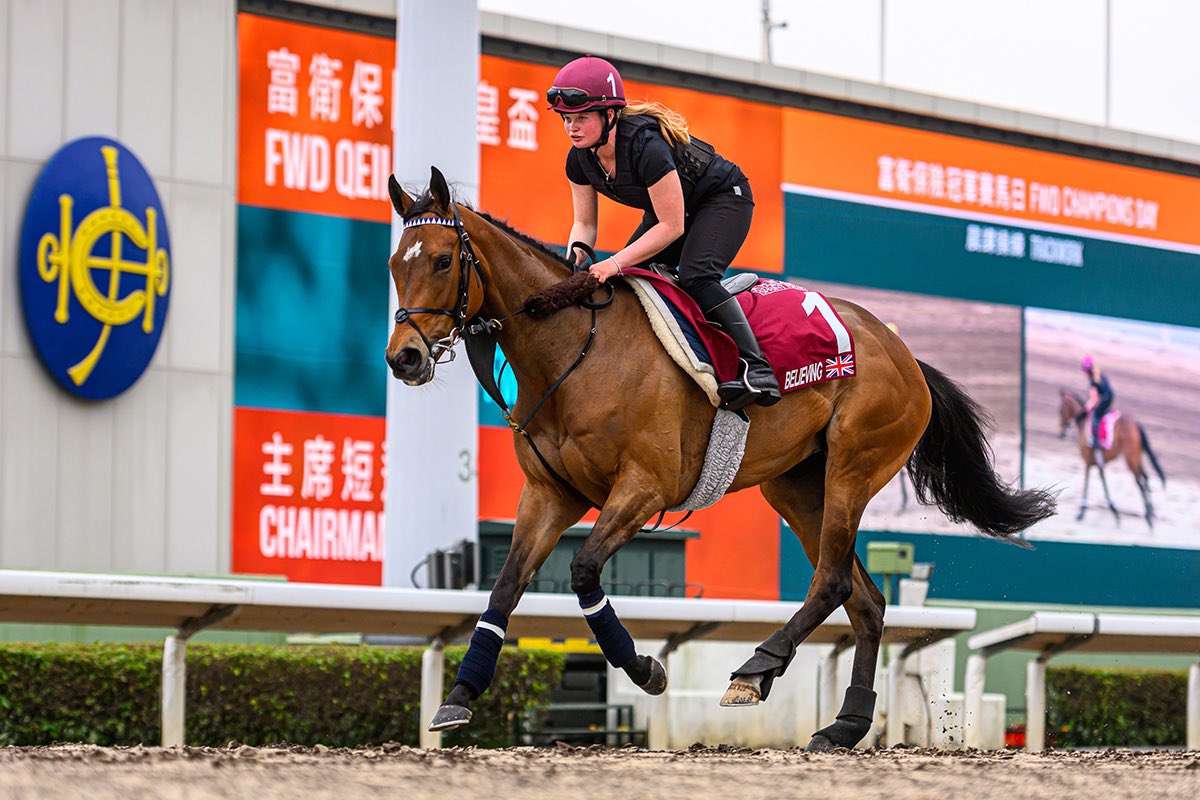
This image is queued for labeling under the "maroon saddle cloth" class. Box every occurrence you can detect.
[625,270,857,394]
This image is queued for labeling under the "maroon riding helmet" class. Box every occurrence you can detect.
[546,55,626,112]
[547,56,626,147]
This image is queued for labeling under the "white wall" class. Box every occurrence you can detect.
[0,0,236,573]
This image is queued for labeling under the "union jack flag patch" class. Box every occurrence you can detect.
[824,353,855,378]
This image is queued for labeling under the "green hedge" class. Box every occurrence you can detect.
[0,643,564,748]
[1047,665,1187,748]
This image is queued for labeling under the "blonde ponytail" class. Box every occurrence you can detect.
[622,101,691,146]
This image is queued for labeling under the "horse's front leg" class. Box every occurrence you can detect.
[1076,462,1092,521]
[429,482,587,731]
[570,476,670,695]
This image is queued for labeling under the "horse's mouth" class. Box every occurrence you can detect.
[394,360,435,386]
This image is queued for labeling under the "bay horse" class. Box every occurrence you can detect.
[1058,389,1165,526]
[386,168,1055,750]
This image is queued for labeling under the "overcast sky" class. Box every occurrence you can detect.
[478,0,812,67]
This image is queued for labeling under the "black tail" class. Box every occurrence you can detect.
[1139,424,1166,488]
[907,360,1056,546]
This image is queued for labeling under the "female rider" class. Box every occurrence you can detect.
[548,55,781,411]
[1081,354,1114,465]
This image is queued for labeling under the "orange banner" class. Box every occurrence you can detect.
[783,108,1200,247]
[237,13,395,222]
[232,407,386,585]
[237,15,783,261]
[479,55,783,271]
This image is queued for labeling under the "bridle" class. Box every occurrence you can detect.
[394,205,486,370]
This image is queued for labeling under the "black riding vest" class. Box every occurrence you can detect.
[571,115,741,213]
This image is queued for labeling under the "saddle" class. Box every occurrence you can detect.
[621,268,856,407]
[1095,410,1121,450]
[645,262,759,298]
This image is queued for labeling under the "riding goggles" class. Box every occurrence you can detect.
[546,87,609,108]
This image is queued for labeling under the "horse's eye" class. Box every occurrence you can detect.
[434,254,453,272]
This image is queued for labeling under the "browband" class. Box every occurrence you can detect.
[403,216,457,229]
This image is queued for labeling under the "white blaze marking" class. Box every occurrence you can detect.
[403,241,422,261]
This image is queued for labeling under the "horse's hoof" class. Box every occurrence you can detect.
[719,679,761,707]
[637,657,668,696]
[428,704,472,732]
[1075,510,1085,521]
[805,734,837,752]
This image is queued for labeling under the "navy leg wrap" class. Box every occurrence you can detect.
[454,608,508,697]
[579,589,636,668]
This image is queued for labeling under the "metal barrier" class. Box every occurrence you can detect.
[964,611,1200,751]
[0,569,975,749]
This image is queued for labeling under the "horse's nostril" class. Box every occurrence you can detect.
[397,348,421,369]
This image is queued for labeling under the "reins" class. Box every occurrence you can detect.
[461,238,610,511]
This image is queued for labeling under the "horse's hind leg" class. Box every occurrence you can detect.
[808,557,885,751]
[430,482,587,731]
[1128,450,1155,527]
[734,457,885,750]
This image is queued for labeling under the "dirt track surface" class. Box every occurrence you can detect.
[1,745,1197,800]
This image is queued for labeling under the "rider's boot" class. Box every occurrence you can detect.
[705,298,782,411]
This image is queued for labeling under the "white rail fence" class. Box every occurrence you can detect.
[0,569,976,748]
[964,611,1200,751]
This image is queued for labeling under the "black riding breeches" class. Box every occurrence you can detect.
[626,181,754,314]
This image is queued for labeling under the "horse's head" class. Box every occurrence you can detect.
[1058,388,1083,438]
[385,167,485,385]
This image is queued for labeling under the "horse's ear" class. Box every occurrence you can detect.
[429,166,452,210]
[388,175,413,217]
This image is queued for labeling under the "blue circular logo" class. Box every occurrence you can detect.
[19,137,171,399]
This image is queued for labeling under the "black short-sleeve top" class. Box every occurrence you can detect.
[565,115,744,213]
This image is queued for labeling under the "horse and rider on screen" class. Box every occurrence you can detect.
[1059,355,1165,528]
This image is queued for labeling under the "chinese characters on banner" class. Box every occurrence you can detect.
[476,80,541,151]
[233,407,386,585]
[782,109,1197,248]
[876,155,1161,231]
[238,14,396,222]
[239,14,550,225]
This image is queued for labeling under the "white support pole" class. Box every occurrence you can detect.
[1187,662,1200,751]
[647,655,670,750]
[161,635,187,748]
[885,654,906,746]
[818,647,839,728]
[963,653,987,749]
[419,640,446,749]
[384,0,480,588]
[1026,658,1047,753]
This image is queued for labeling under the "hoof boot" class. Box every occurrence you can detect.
[636,657,668,696]
[428,703,472,732]
[805,734,838,752]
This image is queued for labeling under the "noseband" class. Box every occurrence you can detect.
[394,205,486,367]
